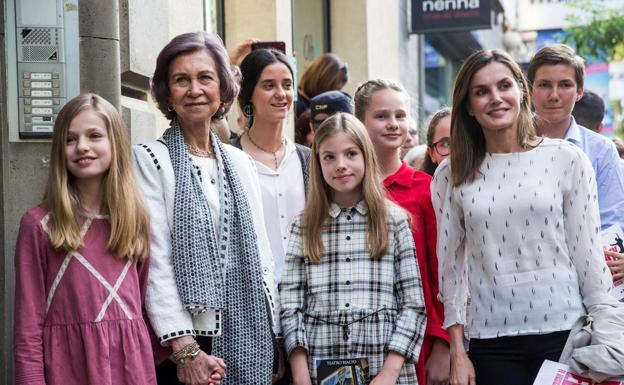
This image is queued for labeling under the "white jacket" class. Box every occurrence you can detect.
[133,139,279,345]
[559,293,624,382]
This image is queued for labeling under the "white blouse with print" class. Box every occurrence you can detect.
[431,138,612,339]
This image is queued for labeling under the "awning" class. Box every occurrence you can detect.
[425,31,483,62]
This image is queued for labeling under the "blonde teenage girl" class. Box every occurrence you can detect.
[355,79,450,385]
[280,112,427,385]
[13,94,156,385]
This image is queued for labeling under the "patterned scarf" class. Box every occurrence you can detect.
[164,119,273,384]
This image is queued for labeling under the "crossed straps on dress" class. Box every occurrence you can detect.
[41,214,134,321]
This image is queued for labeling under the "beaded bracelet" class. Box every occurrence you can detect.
[170,341,201,365]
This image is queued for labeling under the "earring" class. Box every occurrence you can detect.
[167,105,174,112]
[243,104,253,118]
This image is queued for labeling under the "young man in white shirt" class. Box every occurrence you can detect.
[527,43,624,287]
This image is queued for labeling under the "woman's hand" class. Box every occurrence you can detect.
[370,351,403,385]
[605,251,624,281]
[170,336,226,385]
[426,338,451,385]
[289,347,312,385]
[447,325,475,385]
[449,350,475,385]
[176,351,226,385]
[229,38,259,66]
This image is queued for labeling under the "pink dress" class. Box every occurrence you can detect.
[13,206,156,385]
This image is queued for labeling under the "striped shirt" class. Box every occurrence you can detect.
[280,200,427,384]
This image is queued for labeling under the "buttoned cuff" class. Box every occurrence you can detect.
[387,333,418,363]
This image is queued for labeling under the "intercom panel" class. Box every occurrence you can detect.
[5,0,79,141]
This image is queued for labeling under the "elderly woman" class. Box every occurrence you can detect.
[133,32,277,385]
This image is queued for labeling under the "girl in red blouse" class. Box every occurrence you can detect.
[355,79,450,385]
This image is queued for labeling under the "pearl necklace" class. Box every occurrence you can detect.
[246,131,285,170]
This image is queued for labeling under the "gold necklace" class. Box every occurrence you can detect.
[246,131,285,170]
[187,143,215,158]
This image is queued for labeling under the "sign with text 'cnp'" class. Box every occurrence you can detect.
[411,0,492,34]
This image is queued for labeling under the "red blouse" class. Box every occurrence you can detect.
[384,162,448,384]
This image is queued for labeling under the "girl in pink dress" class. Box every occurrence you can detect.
[13,93,157,385]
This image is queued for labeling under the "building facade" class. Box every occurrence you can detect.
[1,0,429,381]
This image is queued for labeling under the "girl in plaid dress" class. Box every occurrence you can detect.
[280,113,427,385]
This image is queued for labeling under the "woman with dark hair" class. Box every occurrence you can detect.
[431,49,612,385]
[421,108,451,176]
[232,49,309,287]
[296,53,349,117]
[231,48,309,384]
[133,32,277,385]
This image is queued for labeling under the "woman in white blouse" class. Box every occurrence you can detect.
[230,48,310,384]
[431,49,612,385]
[231,49,309,285]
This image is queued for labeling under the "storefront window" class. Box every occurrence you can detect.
[292,0,329,77]
[424,40,453,116]
[205,0,225,38]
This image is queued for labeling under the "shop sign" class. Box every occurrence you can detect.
[411,0,492,34]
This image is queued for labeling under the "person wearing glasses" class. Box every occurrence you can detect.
[421,108,451,176]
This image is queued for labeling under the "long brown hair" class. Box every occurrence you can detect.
[299,53,348,99]
[450,49,538,186]
[302,113,389,262]
[44,94,150,260]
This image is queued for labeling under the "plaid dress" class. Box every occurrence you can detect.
[280,201,427,384]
